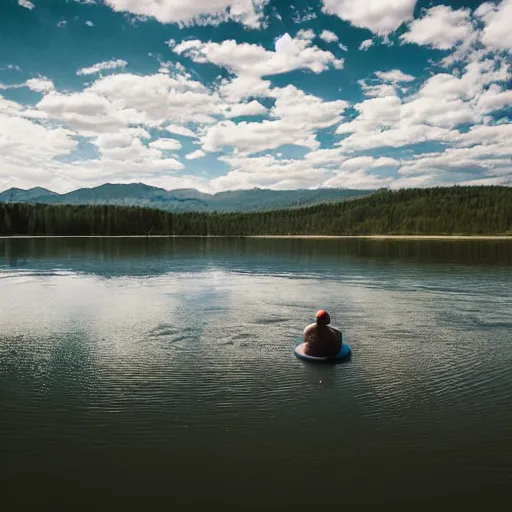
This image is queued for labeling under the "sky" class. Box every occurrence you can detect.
[0,0,511,193]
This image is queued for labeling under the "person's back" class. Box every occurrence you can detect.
[304,310,342,357]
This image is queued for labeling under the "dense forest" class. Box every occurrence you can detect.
[1,186,511,236]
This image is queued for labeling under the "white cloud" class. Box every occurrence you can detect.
[340,156,399,170]
[319,30,339,43]
[37,91,128,136]
[0,83,18,91]
[473,2,496,18]
[0,96,79,191]
[322,0,417,36]
[416,73,468,99]
[296,28,316,42]
[104,0,268,29]
[460,176,511,186]
[202,119,319,155]
[156,60,190,76]
[474,2,495,18]
[292,7,318,24]
[185,149,206,160]
[396,71,484,129]
[359,80,398,98]
[98,137,157,162]
[336,94,401,135]
[339,43,349,52]
[1,76,57,96]
[89,129,185,176]
[0,95,23,115]
[0,113,76,159]
[334,85,464,152]
[212,154,330,191]
[57,20,67,28]
[313,155,399,189]
[158,64,171,75]
[400,95,477,129]
[34,69,294,159]
[446,56,508,99]
[223,100,267,118]
[456,123,512,147]
[375,70,414,83]
[324,169,393,189]
[148,138,182,151]
[86,20,95,27]
[95,129,150,151]
[217,75,272,103]
[77,59,128,76]
[25,77,55,93]
[172,36,344,78]
[18,0,35,10]
[87,72,221,126]
[166,124,198,138]
[397,136,512,184]
[200,83,348,156]
[0,93,194,193]
[340,124,459,153]
[475,85,512,114]
[359,39,373,51]
[303,147,347,167]
[334,45,511,156]
[479,0,512,51]
[270,85,348,129]
[210,152,396,191]
[401,5,473,50]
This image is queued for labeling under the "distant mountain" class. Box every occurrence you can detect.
[0,187,57,202]
[0,183,374,212]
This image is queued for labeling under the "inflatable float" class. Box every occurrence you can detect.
[294,342,351,363]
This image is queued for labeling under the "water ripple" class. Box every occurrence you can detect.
[1,239,512,507]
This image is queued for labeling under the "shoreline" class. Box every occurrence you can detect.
[1,235,511,240]
[249,235,512,240]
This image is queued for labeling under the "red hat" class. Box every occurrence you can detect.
[316,310,330,324]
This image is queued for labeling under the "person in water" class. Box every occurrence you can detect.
[304,310,342,357]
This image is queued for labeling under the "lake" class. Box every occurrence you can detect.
[1,237,511,508]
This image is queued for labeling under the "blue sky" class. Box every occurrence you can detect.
[0,0,511,193]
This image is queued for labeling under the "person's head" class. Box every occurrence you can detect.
[315,310,331,325]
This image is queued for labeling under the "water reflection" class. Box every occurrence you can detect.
[1,237,511,277]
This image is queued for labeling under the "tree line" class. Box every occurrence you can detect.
[1,186,511,236]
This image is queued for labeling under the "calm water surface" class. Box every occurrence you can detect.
[1,238,511,508]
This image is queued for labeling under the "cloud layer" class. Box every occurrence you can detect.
[104,0,268,28]
[1,0,511,193]
[322,0,417,36]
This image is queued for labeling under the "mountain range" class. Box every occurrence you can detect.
[0,183,374,212]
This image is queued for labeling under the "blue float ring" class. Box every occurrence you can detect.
[294,342,351,363]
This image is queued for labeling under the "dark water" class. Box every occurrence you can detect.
[1,237,511,509]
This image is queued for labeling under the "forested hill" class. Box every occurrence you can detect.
[1,186,511,236]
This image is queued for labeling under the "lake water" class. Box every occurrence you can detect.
[1,237,511,508]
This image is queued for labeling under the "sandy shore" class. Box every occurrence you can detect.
[1,234,511,240]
